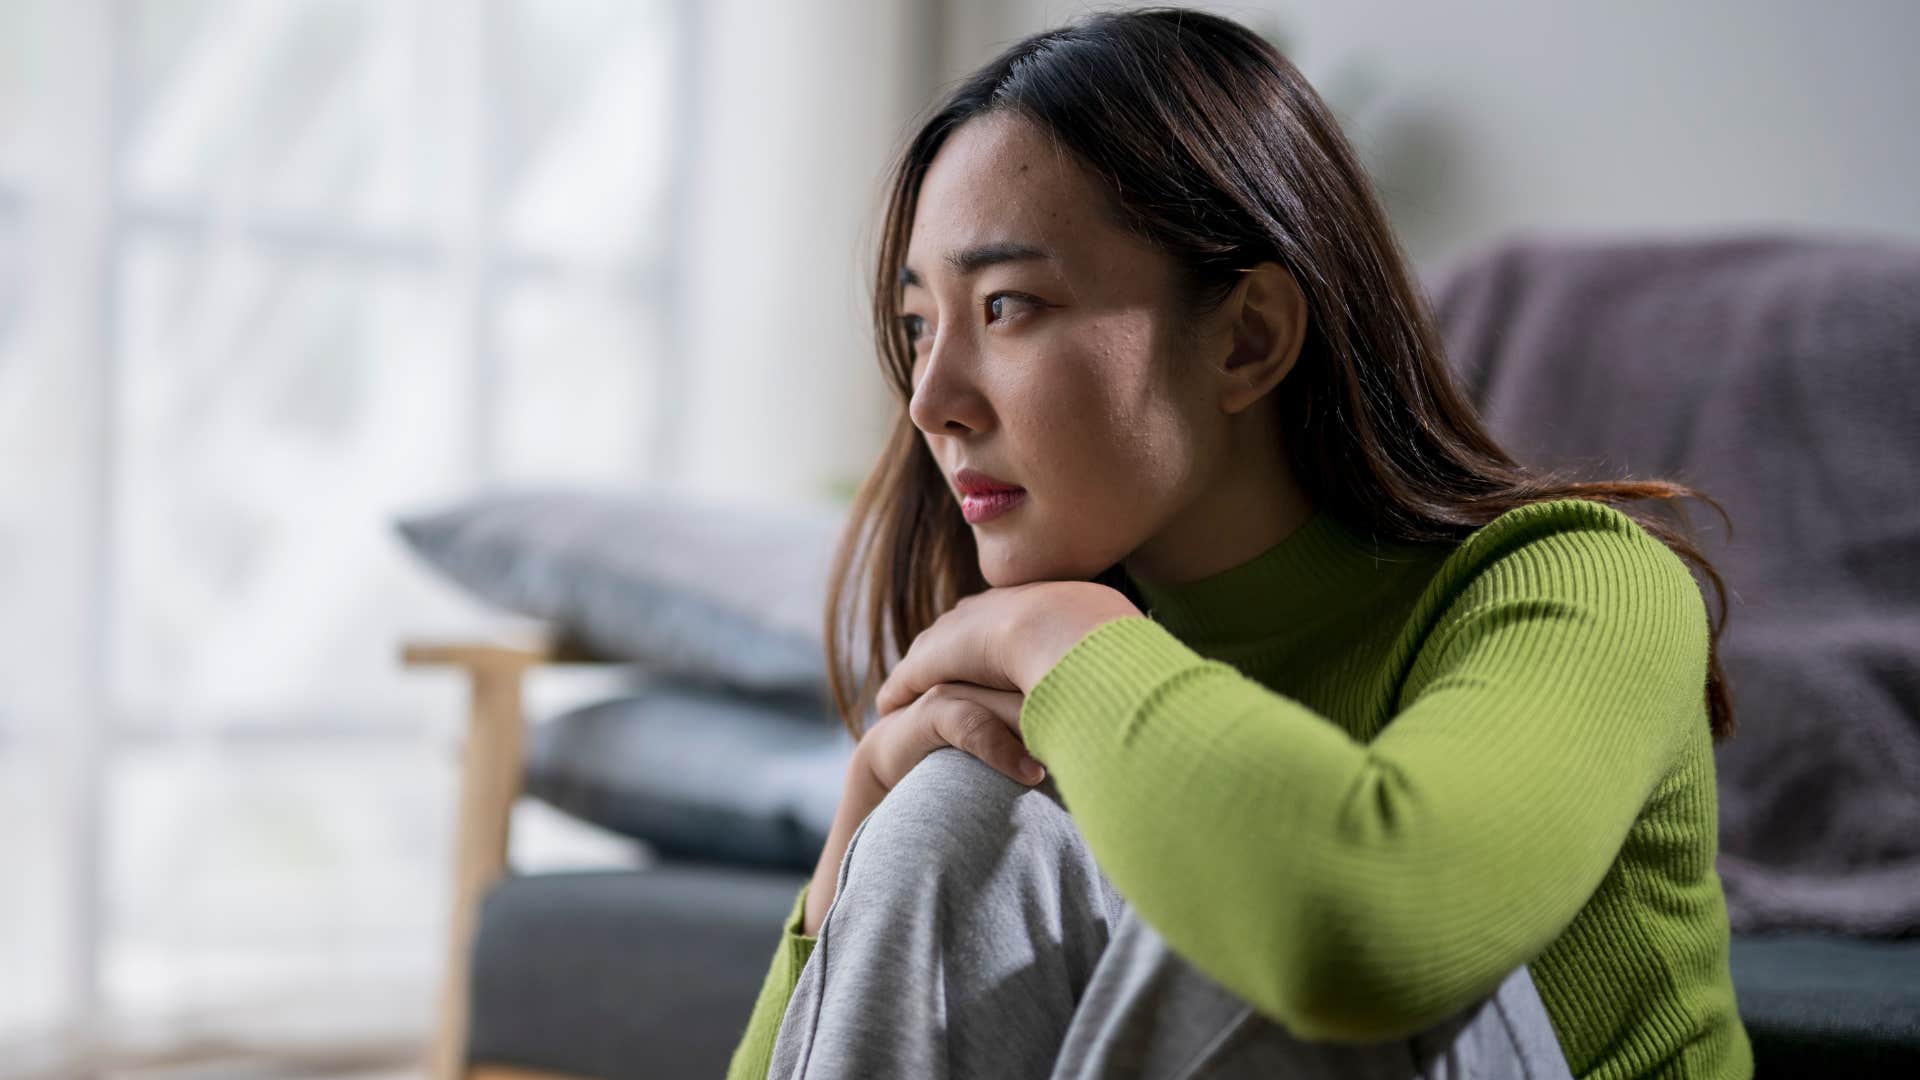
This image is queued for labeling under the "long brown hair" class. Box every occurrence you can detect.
[824,7,1736,743]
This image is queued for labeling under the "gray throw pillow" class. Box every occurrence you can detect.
[395,487,865,695]
[524,680,854,870]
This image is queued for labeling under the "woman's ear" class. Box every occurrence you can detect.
[1216,261,1308,416]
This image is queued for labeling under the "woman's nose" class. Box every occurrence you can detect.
[907,334,993,437]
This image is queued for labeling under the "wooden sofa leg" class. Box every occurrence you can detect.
[404,643,547,1080]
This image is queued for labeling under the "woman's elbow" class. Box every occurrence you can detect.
[1260,912,1470,1045]
[1278,975,1447,1045]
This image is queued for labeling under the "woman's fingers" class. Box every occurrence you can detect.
[867,682,1041,790]
[874,595,1022,718]
[927,683,1042,785]
[874,621,945,717]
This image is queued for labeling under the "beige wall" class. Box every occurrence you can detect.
[934,0,1920,280]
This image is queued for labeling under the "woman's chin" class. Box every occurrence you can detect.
[975,556,1023,589]
[975,533,1104,589]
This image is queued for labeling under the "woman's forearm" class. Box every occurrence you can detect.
[804,751,886,935]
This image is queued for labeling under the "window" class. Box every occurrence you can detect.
[0,0,691,1061]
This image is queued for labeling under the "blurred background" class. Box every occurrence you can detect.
[3,0,1918,1077]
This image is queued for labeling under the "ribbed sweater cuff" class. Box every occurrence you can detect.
[724,883,816,1080]
[781,880,816,952]
[1021,615,1226,765]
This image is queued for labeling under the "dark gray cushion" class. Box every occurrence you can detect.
[395,488,861,694]
[1729,933,1920,1077]
[1428,233,1920,937]
[524,680,853,870]
[467,863,809,1079]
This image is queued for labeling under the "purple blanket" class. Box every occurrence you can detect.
[1428,232,1920,938]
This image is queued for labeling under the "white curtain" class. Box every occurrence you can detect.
[0,0,915,1071]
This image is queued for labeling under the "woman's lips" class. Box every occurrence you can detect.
[961,489,1027,524]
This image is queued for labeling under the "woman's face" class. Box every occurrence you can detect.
[901,111,1228,587]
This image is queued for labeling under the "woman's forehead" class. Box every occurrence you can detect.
[905,115,1108,280]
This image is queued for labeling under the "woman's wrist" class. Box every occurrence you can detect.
[1011,583,1144,693]
[802,746,888,935]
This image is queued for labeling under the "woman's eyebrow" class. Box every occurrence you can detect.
[899,241,1057,289]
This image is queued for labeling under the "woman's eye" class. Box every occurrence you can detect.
[903,294,1036,344]
[986,292,1032,323]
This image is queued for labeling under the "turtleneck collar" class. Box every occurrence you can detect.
[1123,506,1443,648]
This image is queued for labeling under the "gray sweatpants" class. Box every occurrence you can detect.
[768,748,1575,1080]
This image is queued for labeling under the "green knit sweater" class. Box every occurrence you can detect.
[727,497,1753,1079]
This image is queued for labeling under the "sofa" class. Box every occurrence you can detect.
[405,231,1920,1079]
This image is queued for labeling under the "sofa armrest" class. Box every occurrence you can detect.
[402,631,624,1080]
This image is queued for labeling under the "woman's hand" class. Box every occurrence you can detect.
[802,580,1140,935]
[860,681,1042,791]
[873,580,1143,729]
[803,680,1035,934]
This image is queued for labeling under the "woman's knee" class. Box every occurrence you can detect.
[846,747,1078,884]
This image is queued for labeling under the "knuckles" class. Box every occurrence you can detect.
[948,705,997,746]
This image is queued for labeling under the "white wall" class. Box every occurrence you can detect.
[672,0,934,509]
[936,0,1920,279]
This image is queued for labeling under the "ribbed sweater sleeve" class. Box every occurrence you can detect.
[724,883,815,1080]
[1018,515,1710,1043]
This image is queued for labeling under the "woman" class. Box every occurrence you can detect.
[729,7,1751,1078]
